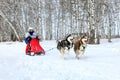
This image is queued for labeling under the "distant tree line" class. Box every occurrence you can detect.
[0,0,120,44]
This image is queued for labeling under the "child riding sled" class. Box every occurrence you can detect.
[25,27,45,56]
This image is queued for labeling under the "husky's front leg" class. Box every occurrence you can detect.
[76,54,80,59]
[60,48,65,59]
[75,50,84,59]
[78,51,84,59]
[61,53,65,59]
[75,51,80,59]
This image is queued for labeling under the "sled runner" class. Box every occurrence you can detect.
[25,38,45,56]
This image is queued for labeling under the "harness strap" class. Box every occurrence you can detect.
[45,47,56,53]
[82,45,86,50]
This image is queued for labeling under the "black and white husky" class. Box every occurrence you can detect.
[57,34,74,59]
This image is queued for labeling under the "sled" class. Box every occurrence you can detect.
[25,38,45,56]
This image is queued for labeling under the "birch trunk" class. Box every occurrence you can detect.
[0,10,20,41]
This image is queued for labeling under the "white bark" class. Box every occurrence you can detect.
[0,10,20,41]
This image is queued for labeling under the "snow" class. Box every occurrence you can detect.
[0,39,120,80]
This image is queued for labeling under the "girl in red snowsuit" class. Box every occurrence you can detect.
[25,27,45,56]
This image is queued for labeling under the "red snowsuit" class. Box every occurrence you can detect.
[25,38,45,55]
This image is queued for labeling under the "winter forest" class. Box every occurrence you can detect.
[0,0,120,44]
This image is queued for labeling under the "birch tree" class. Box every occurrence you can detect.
[0,0,120,42]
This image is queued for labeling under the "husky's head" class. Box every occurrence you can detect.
[81,35,88,45]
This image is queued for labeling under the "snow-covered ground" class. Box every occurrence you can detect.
[0,39,120,80]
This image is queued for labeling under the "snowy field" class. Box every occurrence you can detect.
[0,39,120,80]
